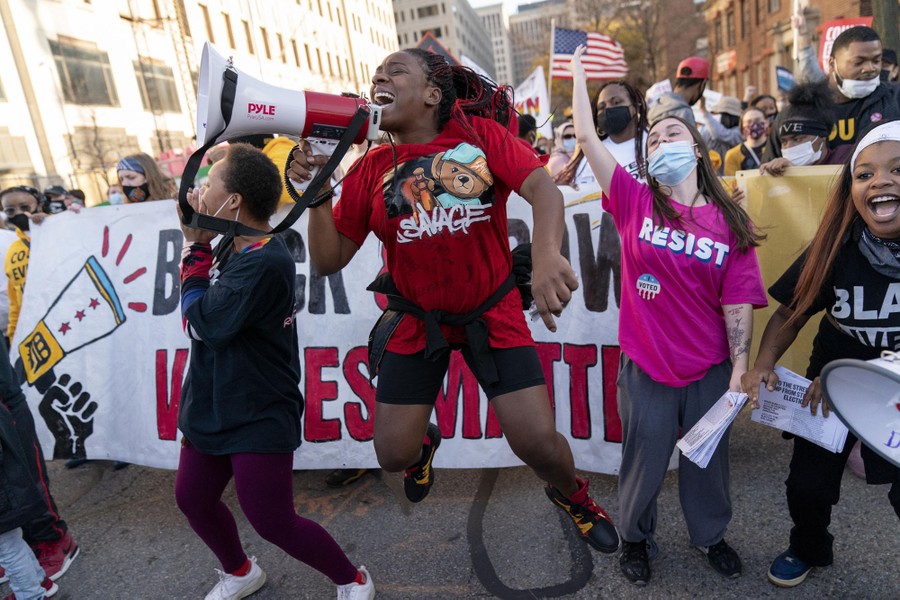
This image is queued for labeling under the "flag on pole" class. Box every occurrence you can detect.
[550,27,628,80]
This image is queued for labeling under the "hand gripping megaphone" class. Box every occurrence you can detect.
[179,42,382,236]
[821,351,900,469]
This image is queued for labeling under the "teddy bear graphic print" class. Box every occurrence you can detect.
[382,143,496,243]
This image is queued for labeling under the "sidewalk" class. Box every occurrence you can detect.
[16,415,900,599]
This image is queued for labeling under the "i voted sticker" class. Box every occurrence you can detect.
[636,274,660,300]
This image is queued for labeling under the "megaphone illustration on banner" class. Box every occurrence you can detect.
[821,352,900,469]
[18,256,126,384]
[196,43,382,191]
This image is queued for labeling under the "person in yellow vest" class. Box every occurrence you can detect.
[0,186,47,341]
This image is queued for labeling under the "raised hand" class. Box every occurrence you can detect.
[39,373,97,459]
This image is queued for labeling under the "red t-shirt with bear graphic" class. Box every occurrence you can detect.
[334,115,544,354]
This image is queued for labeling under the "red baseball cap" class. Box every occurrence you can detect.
[677,57,710,80]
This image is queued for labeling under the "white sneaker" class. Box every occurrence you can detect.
[205,556,266,600]
[336,565,375,600]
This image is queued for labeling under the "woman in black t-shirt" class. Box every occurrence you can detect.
[176,144,374,599]
[742,119,900,589]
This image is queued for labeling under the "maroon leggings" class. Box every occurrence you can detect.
[175,443,357,585]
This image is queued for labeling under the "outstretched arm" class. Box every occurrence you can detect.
[569,45,619,192]
[724,303,753,392]
[739,304,810,407]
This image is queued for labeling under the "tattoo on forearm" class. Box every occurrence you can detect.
[727,314,750,361]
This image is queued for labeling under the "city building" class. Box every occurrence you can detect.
[392,0,496,77]
[508,0,570,86]
[476,3,515,85]
[0,0,396,199]
[704,0,872,97]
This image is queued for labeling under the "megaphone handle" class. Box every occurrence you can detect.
[290,139,338,193]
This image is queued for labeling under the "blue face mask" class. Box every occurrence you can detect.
[647,140,698,186]
[108,191,124,205]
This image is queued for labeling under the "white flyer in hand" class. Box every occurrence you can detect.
[750,366,848,453]
[677,391,747,468]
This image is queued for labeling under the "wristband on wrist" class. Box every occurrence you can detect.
[307,189,334,208]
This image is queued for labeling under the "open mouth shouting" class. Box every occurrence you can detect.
[867,193,900,222]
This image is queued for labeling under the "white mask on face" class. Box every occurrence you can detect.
[207,193,238,221]
[782,140,823,166]
[835,66,881,99]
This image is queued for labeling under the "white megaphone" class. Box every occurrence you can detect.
[821,351,900,469]
[196,42,382,191]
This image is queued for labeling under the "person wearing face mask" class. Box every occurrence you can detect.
[116,153,177,203]
[698,96,744,175]
[547,122,577,176]
[750,94,779,123]
[760,81,842,176]
[724,108,769,176]
[554,80,648,189]
[881,49,899,83]
[787,16,900,153]
[569,45,767,586]
[41,186,68,215]
[1,186,45,341]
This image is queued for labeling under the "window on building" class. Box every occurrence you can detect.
[0,79,5,102]
[222,13,235,48]
[317,0,323,16]
[199,4,214,42]
[316,48,323,73]
[713,15,721,54]
[50,38,119,106]
[336,8,342,26]
[421,27,441,38]
[291,39,300,67]
[417,4,439,17]
[726,9,735,47]
[740,0,749,40]
[277,33,286,63]
[859,0,872,15]
[768,0,779,11]
[260,27,271,59]
[755,0,762,26]
[243,20,254,54]
[134,59,181,113]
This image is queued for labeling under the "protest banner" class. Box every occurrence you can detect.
[12,187,624,473]
[514,66,553,140]
[818,17,873,75]
[737,165,842,375]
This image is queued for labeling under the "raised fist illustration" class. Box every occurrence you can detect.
[39,374,97,459]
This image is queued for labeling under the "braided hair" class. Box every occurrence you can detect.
[402,49,513,140]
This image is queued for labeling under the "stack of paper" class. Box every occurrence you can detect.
[750,366,848,453]
[677,392,748,468]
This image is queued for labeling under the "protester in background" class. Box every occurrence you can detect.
[647,56,710,127]
[724,107,769,176]
[742,119,900,589]
[116,153,177,203]
[555,79,648,188]
[289,48,620,557]
[547,122,577,176]
[535,137,552,156]
[517,113,538,147]
[40,187,67,215]
[760,82,839,176]
[699,96,744,174]
[95,184,125,207]
[176,143,374,600]
[569,44,766,586]
[750,94,779,123]
[790,17,900,152]
[67,190,85,210]
[1,187,43,341]
[882,49,899,82]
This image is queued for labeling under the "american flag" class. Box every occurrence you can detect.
[550,27,628,80]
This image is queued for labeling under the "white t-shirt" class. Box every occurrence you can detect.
[572,133,647,189]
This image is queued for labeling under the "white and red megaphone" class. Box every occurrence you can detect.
[821,351,900,469]
[196,42,381,191]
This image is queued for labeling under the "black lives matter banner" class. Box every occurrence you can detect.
[13,188,626,473]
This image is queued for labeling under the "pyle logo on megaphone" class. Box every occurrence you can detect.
[247,103,276,119]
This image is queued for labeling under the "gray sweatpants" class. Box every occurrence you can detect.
[617,353,733,558]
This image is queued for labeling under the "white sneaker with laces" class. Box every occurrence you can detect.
[336,565,375,600]
[205,556,266,600]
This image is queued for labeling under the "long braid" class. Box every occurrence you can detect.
[404,49,512,141]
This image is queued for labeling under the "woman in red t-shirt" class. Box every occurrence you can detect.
[289,48,620,555]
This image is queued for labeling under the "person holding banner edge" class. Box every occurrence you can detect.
[176,143,374,600]
[568,45,767,585]
[741,119,900,588]
[288,48,621,556]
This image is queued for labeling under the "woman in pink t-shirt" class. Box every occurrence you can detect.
[568,45,767,586]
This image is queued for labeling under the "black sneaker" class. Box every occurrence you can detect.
[698,538,742,578]
[619,540,650,586]
[325,468,371,488]
[545,477,620,553]
[403,423,441,503]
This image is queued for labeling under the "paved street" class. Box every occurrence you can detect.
[13,415,899,599]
